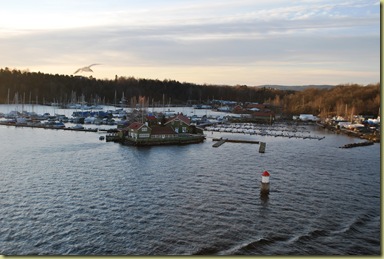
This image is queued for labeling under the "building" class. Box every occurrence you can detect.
[116,113,205,146]
[231,104,275,123]
[126,122,151,139]
[165,113,191,134]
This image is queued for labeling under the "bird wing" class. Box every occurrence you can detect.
[88,63,101,68]
[73,68,81,74]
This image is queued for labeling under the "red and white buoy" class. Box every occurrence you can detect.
[260,171,270,196]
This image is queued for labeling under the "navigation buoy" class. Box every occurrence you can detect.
[260,171,270,196]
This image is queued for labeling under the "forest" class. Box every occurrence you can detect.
[0,67,380,118]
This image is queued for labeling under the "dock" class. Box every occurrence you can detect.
[339,141,374,148]
[212,138,260,144]
[0,122,98,132]
[212,137,266,151]
[212,138,227,147]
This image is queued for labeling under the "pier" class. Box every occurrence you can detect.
[212,137,262,148]
[212,138,260,144]
[0,122,98,132]
[212,138,227,147]
[339,141,374,148]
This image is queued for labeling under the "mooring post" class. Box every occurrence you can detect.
[259,142,266,153]
[260,171,270,196]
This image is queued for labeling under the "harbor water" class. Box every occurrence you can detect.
[0,105,381,255]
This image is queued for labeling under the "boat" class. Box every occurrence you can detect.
[71,124,84,130]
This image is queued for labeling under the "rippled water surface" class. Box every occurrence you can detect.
[0,106,381,255]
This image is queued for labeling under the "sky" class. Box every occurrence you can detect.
[0,0,380,86]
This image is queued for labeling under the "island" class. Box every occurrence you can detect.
[108,113,205,146]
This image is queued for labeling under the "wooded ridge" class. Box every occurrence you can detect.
[0,68,380,117]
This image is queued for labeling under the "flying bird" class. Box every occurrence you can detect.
[73,64,100,74]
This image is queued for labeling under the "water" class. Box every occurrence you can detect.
[0,105,381,255]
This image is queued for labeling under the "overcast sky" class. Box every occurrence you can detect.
[0,0,380,86]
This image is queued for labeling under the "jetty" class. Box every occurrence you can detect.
[212,138,227,147]
[211,137,266,152]
[212,138,260,144]
[339,141,374,148]
[0,122,98,132]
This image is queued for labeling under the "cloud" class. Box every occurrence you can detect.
[0,0,379,85]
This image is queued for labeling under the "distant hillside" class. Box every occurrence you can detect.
[256,85,335,91]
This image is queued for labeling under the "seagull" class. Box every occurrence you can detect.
[73,64,100,74]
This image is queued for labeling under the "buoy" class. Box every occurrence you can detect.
[260,171,270,196]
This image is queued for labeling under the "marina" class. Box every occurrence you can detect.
[0,104,379,146]
[0,0,379,255]
[205,124,326,140]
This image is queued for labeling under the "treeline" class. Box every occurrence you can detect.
[0,68,380,117]
[277,83,380,117]
[0,68,290,106]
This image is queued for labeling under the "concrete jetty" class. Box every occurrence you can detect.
[212,138,227,147]
[212,138,260,144]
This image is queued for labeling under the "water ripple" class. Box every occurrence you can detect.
[0,125,380,255]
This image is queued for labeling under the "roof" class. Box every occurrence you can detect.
[246,103,266,109]
[166,114,191,125]
[151,125,177,135]
[127,122,145,130]
[146,115,157,121]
